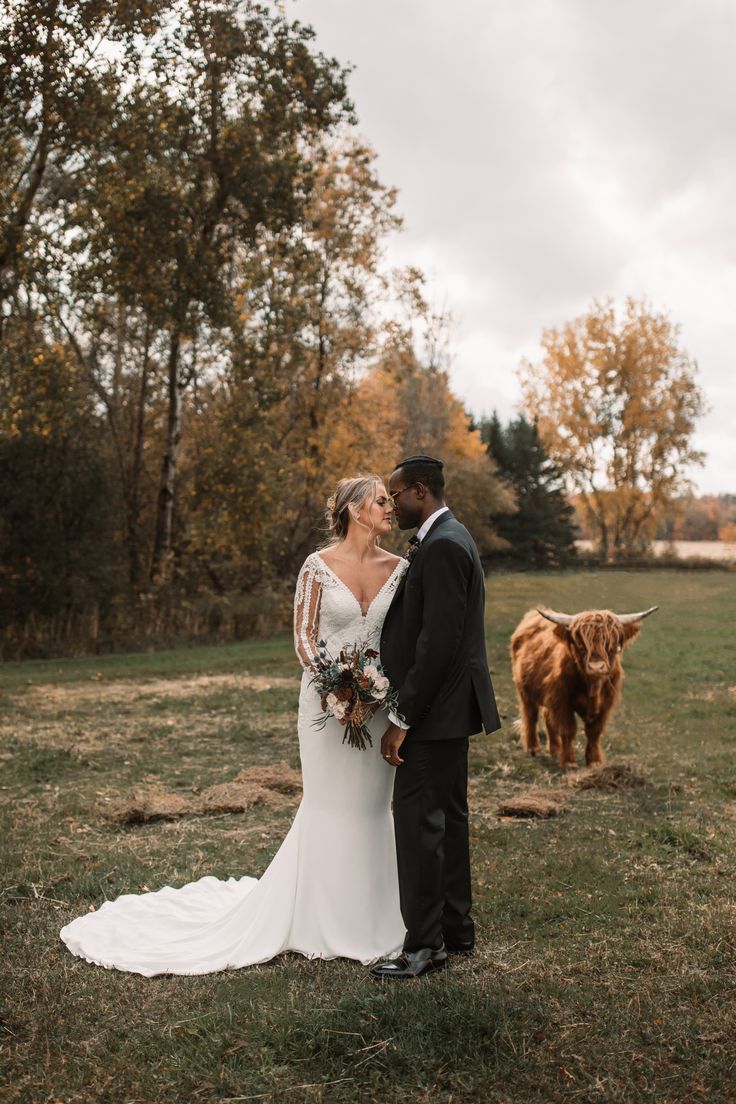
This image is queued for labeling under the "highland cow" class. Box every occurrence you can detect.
[510,606,657,768]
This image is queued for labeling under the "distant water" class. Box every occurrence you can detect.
[575,539,736,562]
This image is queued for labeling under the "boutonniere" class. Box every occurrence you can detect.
[404,535,421,565]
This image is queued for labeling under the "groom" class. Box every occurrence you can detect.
[372,454,501,980]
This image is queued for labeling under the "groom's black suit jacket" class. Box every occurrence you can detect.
[380,510,501,742]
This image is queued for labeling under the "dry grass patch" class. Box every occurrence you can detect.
[490,763,647,818]
[685,681,736,704]
[566,763,648,790]
[103,761,303,825]
[496,790,567,818]
[11,671,300,711]
[0,709,297,758]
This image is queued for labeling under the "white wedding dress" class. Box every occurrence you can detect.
[60,552,407,976]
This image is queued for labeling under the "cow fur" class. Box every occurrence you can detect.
[510,608,644,768]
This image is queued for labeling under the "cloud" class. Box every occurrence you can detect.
[294,0,736,492]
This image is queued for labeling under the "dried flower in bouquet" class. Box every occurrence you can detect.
[309,640,403,750]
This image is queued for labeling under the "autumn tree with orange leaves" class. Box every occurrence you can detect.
[519,298,706,561]
[187,138,402,586]
[332,276,515,558]
[0,3,514,654]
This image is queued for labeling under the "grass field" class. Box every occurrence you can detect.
[2,570,736,1103]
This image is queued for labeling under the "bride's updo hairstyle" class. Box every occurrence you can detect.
[325,474,382,543]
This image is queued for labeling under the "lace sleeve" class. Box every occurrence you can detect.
[293,555,323,670]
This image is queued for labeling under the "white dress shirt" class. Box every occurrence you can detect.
[388,506,450,730]
[416,506,450,542]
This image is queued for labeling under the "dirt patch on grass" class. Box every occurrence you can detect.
[566,763,648,790]
[685,682,736,703]
[496,791,567,818]
[18,672,300,711]
[103,761,303,825]
[487,762,647,819]
[0,708,297,758]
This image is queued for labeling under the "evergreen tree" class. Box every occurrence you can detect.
[480,413,578,568]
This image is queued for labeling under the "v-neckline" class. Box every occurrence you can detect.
[313,552,404,618]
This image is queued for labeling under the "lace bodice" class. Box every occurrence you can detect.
[294,552,407,669]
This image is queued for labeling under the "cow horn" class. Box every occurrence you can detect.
[537,608,574,626]
[616,606,658,624]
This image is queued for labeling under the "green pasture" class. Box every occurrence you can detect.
[2,570,735,1103]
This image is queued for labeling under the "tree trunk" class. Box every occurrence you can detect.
[586,488,609,562]
[126,341,151,590]
[307,272,329,465]
[150,330,182,583]
[0,0,58,341]
[0,122,51,342]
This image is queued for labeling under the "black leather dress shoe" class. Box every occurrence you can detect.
[371,945,448,979]
[444,938,475,956]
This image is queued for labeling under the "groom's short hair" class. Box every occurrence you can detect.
[394,454,445,497]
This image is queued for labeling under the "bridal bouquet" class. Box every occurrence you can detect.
[309,640,402,750]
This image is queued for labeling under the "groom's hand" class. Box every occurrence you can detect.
[381,723,406,766]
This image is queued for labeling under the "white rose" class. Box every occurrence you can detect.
[364,665,381,682]
[326,692,338,709]
[372,675,390,699]
[332,701,347,719]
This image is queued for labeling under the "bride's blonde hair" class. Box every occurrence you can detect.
[324,474,382,543]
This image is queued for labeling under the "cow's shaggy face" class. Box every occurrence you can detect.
[560,612,635,680]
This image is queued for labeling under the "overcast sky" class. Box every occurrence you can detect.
[293,0,735,495]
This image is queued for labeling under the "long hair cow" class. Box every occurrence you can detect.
[510,605,657,768]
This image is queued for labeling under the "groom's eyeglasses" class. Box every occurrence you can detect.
[390,482,420,503]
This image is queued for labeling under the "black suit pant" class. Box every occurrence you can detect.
[392,736,474,952]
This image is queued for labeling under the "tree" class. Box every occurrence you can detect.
[0,3,515,652]
[345,363,515,556]
[322,273,516,556]
[0,324,123,643]
[4,0,353,585]
[480,412,577,568]
[0,0,161,338]
[184,137,400,583]
[68,2,352,582]
[519,298,706,560]
[655,493,736,542]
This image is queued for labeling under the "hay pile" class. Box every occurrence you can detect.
[492,763,648,820]
[496,791,567,819]
[566,763,647,790]
[104,761,303,825]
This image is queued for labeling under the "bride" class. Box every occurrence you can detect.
[60,474,407,975]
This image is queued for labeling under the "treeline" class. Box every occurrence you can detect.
[3,1,577,658]
[656,496,736,543]
[573,495,736,544]
[3,3,719,660]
